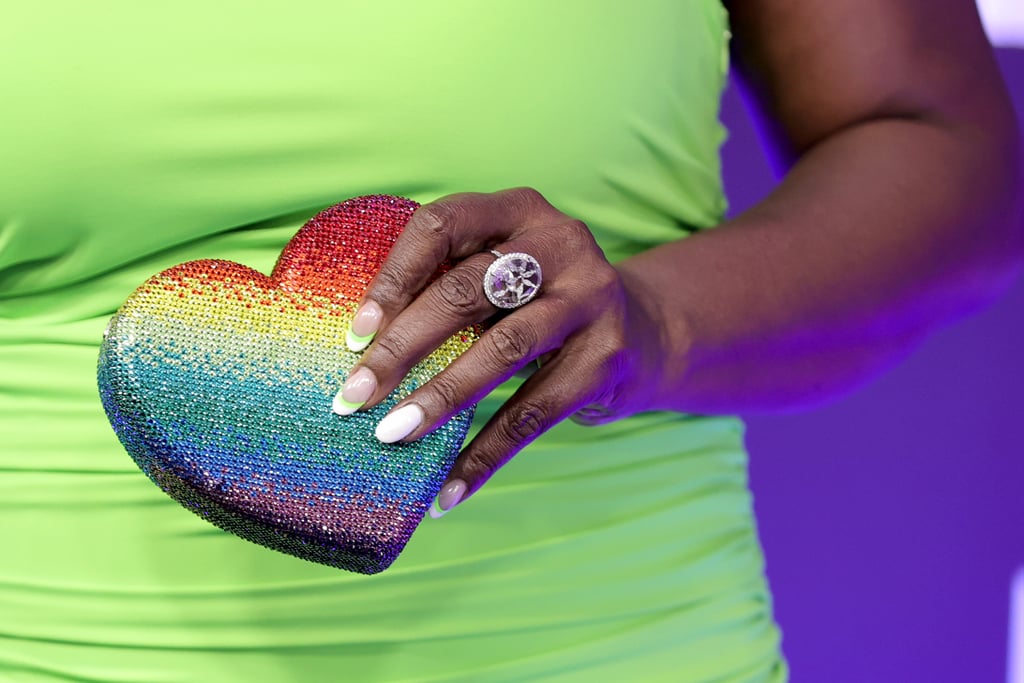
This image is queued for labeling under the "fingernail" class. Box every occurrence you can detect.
[346,301,383,352]
[331,367,376,416]
[429,479,467,518]
[375,403,424,443]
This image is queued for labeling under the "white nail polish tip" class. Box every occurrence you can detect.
[428,501,446,519]
[331,392,358,416]
[375,404,424,443]
[345,329,371,353]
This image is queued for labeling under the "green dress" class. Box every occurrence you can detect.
[0,2,787,681]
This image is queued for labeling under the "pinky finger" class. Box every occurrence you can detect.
[430,348,600,516]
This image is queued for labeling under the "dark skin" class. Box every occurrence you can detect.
[335,0,1022,514]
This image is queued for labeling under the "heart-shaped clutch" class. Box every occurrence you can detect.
[97,195,478,574]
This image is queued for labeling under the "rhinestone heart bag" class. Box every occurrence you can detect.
[97,195,478,574]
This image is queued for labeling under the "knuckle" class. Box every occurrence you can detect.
[590,346,632,410]
[434,268,482,312]
[371,331,411,365]
[595,265,625,301]
[604,326,630,358]
[501,186,563,221]
[425,372,461,412]
[369,266,410,303]
[587,323,631,374]
[559,219,597,253]
[574,246,622,300]
[571,406,615,426]
[487,323,534,367]
[413,202,461,239]
[508,186,546,207]
[599,345,631,378]
[500,400,551,444]
[593,259,620,287]
[460,446,506,485]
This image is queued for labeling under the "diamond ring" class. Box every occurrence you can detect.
[482,249,542,309]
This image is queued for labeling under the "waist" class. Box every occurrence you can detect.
[0,329,766,670]
[0,406,757,640]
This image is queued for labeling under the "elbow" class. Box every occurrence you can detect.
[917,104,1023,330]
[955,91,1024,310]
[983,106,1023,298]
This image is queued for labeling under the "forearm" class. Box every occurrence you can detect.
[617,115,1022,415]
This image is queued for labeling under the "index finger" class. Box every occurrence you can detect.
[349,189,552,342]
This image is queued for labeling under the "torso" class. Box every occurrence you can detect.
[0,3,787,681]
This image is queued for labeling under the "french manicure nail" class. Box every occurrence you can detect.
[375,403,424,443]
[346,301,383,352]
[429,479,467,518]
[331,367,377,416]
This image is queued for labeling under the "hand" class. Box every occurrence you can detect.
[333,188,665,516]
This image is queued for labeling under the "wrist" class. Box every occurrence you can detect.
[613,260,694,416]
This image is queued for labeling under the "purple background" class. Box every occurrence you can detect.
[720,48,1024,681]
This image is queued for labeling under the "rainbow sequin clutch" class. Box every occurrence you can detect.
[97,195,477,574]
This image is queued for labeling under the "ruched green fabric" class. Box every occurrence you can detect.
[0,1,787,681]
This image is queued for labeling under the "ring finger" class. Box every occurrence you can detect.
[371,293,584,444]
